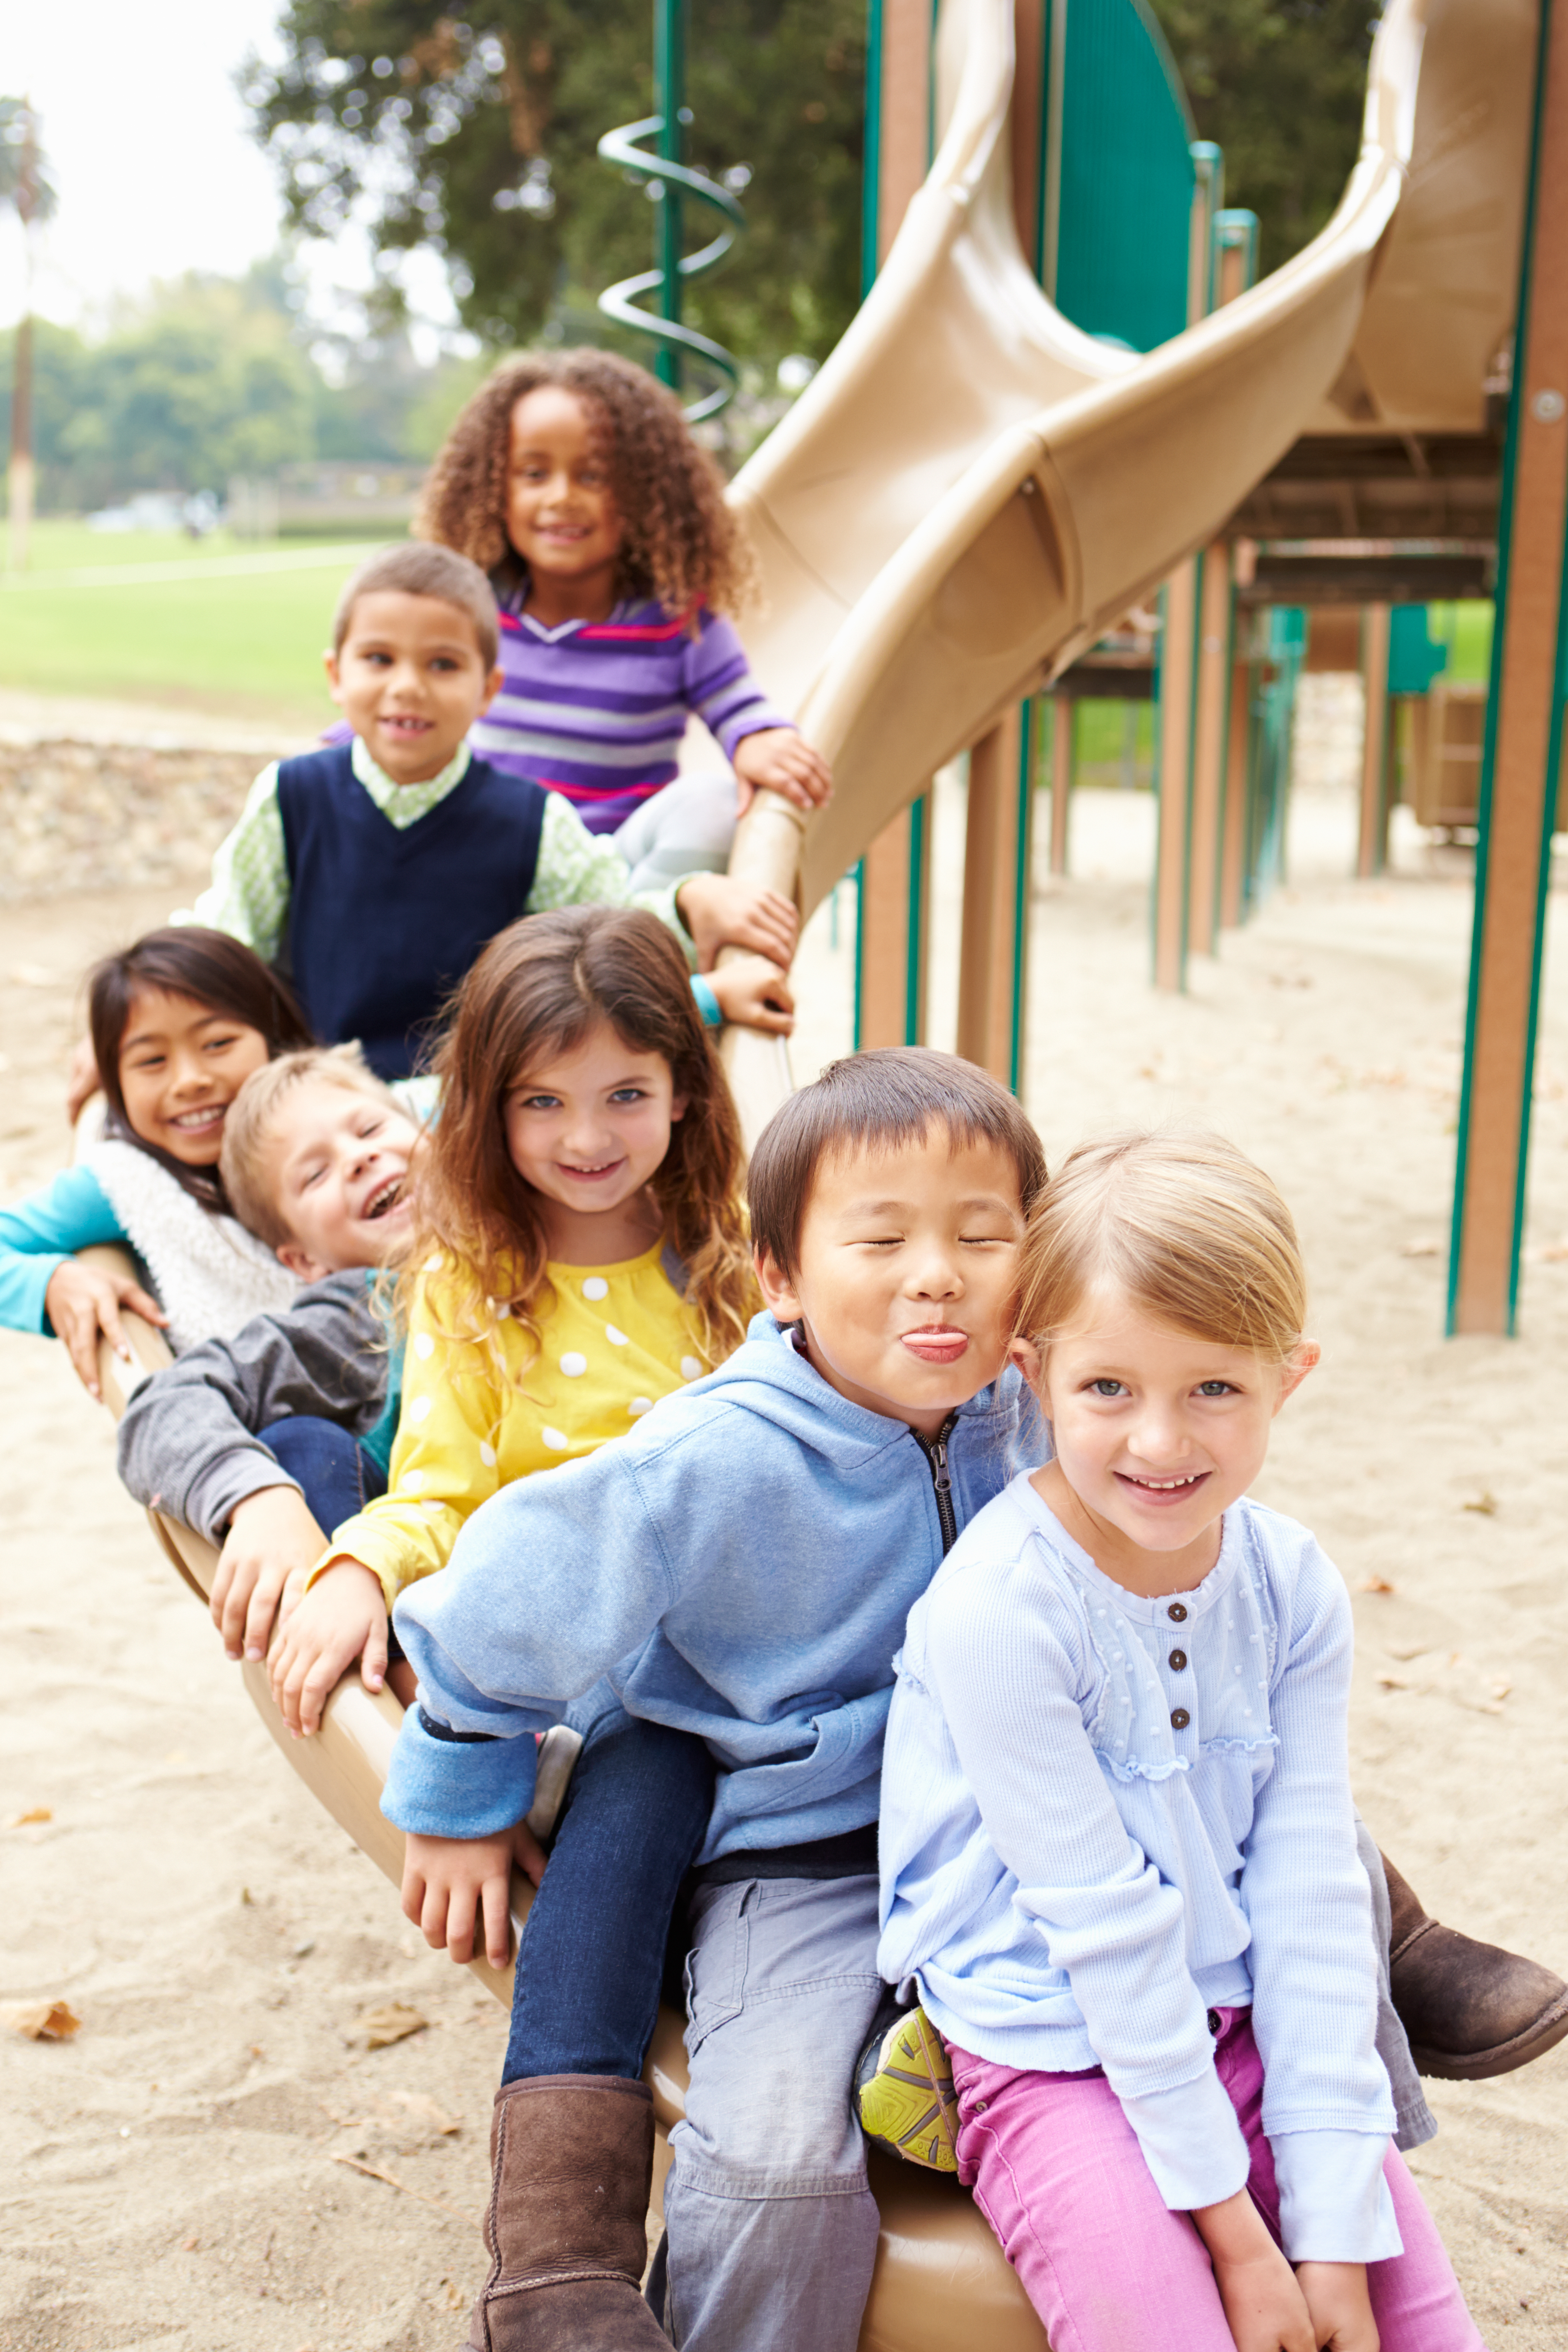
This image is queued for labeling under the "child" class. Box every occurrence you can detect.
[2,927,311,1393]
[117,1044,424,1673]
[417,347,832,882]
[382,1048,1048,2352]
[269,902,759,1743]
[877,1133,1485,2352]
[182,540,797,1083]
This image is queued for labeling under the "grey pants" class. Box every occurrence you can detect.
[1358,1814,1437,2151]
[613,772,738,892]
[663,1873,885,2352]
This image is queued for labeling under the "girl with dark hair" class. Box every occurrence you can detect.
[0,927,314,1392]
[416,347,833,889]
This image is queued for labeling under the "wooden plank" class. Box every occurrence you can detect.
[857,811,918,1050]
[957,710,1029,1083]
[1047,694,1073,876]
[1357,604,1392,878]
[1187,545,1234,957]
[1218,650,1252,929]
[1152,559,1200,989]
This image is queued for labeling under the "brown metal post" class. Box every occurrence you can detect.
[1187,546,1234,956]
[1218,650,1253,928]
[1357,604,1392,878]
[957,710,1029,1083]
[1152,559,1200,989]
[1048,694,1074,876]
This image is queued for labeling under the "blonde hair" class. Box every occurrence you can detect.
[1017,1130,1307,1363]
[221,1045,403,1248]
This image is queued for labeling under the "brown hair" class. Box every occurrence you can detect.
[415,348,758,619]
[403,906,756,1382]
[748,1048,1048,1281]
[220,1044,404,1249]
[87,927,314,1210]
[332,540,500,667]
[1017,1130,1308,1362]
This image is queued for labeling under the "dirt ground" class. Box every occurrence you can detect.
[4,775,1568,2348]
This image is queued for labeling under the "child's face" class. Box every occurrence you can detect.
[1018,1284,1317,1577]
[325,590,503,786]
[503,1019,685,1235]
[265,1079,423,1280]
[506,387,625,588]
[118,988,272,1166]
[755,1130,1027,1437]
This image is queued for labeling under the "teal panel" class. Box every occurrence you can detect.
[1387,605,1450,696]
[1054,0,1196,351]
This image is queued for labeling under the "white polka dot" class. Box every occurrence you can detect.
[606,1324,629,1347]
[542,1426,570,1451]
[414,1332,435,1360]
[681,1356,703,1380]
[408,1394,433,1425]
[422,1498,446,1518]
[480,1442,497,1467]
[559,1351,588,1378]
[424,1254,443,1273]
[628,1397,654,1417]
[496,1303,511,1319]
[400,1467,425,1494]
[582,1277,609,1300]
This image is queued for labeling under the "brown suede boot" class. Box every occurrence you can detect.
[1383,1852,1568,2081]
[462,2073,670,2350]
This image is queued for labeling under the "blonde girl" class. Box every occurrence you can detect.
[418,347,831,890]
[878,1133,1484,2352]
[270,901,755,1737]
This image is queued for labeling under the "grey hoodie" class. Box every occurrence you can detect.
[117,1270,397,1543]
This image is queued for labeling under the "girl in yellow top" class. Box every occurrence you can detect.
[270,901,755,1738]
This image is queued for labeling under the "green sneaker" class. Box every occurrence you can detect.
[854,1998,960,2174]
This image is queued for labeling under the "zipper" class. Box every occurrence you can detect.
[915,1413,959,1553]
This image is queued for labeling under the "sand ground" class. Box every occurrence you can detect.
[4,752,1568,2347]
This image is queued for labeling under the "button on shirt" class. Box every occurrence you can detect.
[878,1471,1400,2264]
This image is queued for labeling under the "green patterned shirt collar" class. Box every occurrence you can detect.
[349,732,472,828]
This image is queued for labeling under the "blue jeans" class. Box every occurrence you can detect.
[503,1703,715,2082]
[258,1415,387,1536]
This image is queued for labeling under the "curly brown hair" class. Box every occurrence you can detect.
[399,905,757,1392]
[415,348,758,617]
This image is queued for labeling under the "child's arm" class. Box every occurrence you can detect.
[402,1823,549,1970]
[1192,2190,1317,2352]
[184,762,290,960]
[0,1165,168,1395]
[730,728,833,819]
[682,611,833,817]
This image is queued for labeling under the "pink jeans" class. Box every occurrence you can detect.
[949,2011,1485,2352]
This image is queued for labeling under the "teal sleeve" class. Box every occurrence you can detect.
[0,1166,129,1336]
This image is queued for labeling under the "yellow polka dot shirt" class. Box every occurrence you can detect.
[318,1243,705,1609]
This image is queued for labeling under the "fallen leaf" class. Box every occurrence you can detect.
[329,2151,468,2219]
[1461,1492,1498,1516]
[1376,1672,1409,1691]
[353,2003,427,2050]
[1401,1239,1441,1259]
[1358,1575,1398,1595]
[1491,1679,1513,1702]
[8,1806,51,1826]
[393,2090,462,2135]
[181,2235,199,2252]
[7,1999,81,2041]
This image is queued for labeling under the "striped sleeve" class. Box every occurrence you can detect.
[682,612,793,759]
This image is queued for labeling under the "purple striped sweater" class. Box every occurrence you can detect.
[469,596,792,834]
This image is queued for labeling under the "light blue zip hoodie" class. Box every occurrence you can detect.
[384,1312,1043,1862]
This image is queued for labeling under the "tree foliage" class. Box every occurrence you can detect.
[241,1,867,375]
[1146,0,1380,275]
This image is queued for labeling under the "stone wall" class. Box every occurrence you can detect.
[0,741,278,902]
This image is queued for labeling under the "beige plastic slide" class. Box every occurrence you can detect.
[718,0,1533,1147]
[89,3,1532,2342]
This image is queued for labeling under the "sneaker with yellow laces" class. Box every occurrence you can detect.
[854,1997,960,2174]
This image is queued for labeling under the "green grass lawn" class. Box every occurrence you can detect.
[0,523,387,727]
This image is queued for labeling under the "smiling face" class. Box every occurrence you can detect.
[1020,1284,1317,1594]
[325,589,502,785]
[506,386,625,617]
[755,1129,1027,1437]
[116,987,273,1166]
[502,1018,684,1264]
[263,1078,424,1279]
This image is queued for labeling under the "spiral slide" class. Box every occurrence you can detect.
[92,3,1533,2345]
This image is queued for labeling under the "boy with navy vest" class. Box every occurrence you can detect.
[187,543,799,1079]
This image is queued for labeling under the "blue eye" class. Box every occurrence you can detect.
[1197,1380,1235,1397]
[608,1087,646,1104]
[1089,1378,1125,1397]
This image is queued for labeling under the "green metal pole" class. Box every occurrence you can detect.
[654,0,686,393]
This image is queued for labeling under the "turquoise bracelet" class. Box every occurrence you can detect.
[691,974,723,1027]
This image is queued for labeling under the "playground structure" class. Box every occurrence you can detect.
[81,0,1568,2344]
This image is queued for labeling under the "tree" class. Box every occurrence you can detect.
[1146,0,1379,275]
[240,2,867,374]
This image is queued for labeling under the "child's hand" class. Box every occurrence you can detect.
[402,1820,549,1970]
[65,1034,102,1125]
[708,955,794,1036]
[268,1558,389,1737]
[1295,2263,1378,2352]
[676,873,799,972]
[1195,2188,1315,2352]
[44,1260,168,1399]
[732,726,833,818]
[210,1485,328,1664]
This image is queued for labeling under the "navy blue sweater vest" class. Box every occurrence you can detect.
[276,744,548,1079]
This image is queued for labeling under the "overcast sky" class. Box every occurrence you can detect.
[0,0,460,346]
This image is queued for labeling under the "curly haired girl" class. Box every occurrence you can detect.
[416,348,831,889]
